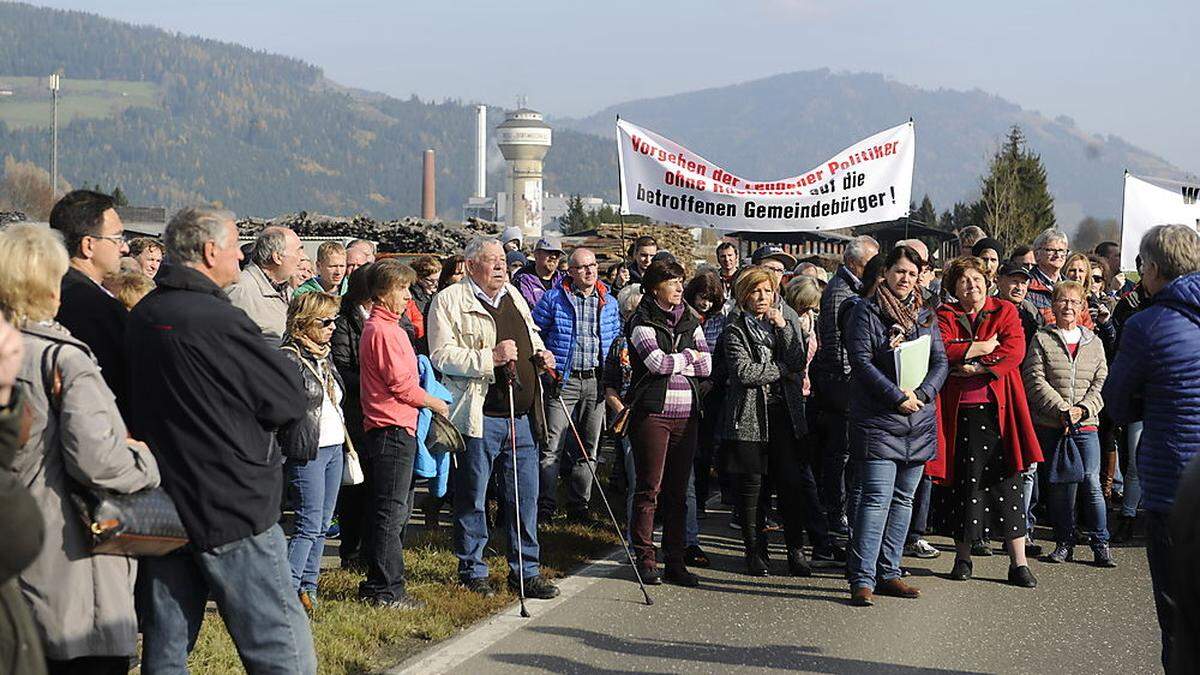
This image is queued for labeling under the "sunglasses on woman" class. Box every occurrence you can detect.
[315,317,337,327]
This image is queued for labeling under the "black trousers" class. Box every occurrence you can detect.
[735,403,829,552]
[335,429,370,562]
[358,426,418,602]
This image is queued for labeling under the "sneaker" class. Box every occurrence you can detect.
[1092,545,1118,568]
[904,539,940,559]
[463,577,496,598]
[811,545,847,567]
[744,551,770,577]
[1007,565,1037,588]
[663,564,700,587]
[1043,543,1074,564]
[762,515,783,532]
[787,548,813,577]
[684,545,711,568]
[374,595,426,610]
[948,558,973,581]
[970,541,992,556]
[637,565,662,585]
[509,574,560,600]
[326,518,340,538]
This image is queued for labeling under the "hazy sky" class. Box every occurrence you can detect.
[31,0,1200,174]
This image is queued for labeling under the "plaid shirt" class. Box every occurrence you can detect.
[569,289,601,371]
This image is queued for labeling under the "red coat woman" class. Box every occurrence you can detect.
[929,296,1043,483]
[929,258,1043,588]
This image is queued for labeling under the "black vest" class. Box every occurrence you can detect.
[626,297,701,415]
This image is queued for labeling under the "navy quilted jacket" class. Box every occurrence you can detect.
[532,278,621,382]
[1103,272,1200,513]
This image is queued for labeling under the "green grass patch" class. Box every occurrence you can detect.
[186,520,623,673]
[0,76,160,129]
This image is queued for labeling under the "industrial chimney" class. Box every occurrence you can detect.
[422,149,436,220]
[474,105,487,199]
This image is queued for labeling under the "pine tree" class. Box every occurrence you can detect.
[111,185,129,206]
[561,194,588,234]
[974,126,1055,249]
[912,194,937,227]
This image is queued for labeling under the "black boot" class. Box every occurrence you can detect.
[787,547,813,577]
[743,532,770,576]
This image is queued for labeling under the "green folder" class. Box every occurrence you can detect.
[894,334,931,391]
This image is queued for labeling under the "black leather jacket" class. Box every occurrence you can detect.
[277,340,344,461]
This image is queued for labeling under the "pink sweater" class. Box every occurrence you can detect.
[359,304,427,432]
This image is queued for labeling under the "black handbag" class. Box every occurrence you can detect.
[38,340,189,557]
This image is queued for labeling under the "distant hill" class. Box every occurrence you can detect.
[560,69,1193,225]
[0,2,612,218]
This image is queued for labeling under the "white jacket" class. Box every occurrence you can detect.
[427,279,546,438]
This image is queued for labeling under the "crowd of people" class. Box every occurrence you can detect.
[0,188,1197,673]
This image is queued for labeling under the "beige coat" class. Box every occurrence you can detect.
[1021,325,1108,429]
[427,280,546,438]
[226,262,290,343]
[14,322,160,660]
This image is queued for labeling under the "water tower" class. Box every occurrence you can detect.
[496,104,552,238]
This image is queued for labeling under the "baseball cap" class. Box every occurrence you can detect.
[998,261,1032,279]
[751,244,797,270]
[534,236,564,253]
[501,226,523,245]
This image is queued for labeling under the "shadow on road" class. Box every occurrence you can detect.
[487,626,987,673]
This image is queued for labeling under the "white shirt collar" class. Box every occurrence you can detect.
[467,277,508,309]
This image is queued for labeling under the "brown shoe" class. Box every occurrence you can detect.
[875,578,921,599]
[849,586,874,606]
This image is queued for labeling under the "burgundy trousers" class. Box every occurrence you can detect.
[629,413,698,568]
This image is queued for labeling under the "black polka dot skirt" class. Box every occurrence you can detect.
[933,404,1028,542]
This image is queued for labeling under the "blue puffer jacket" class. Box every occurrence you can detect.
[1103,272,1200,514]
[845,297,948,463]
[532,278,621,382]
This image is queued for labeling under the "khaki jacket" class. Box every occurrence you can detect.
[14,322,160,660]
[427,280,546,438]
[1021,325,1108,429]
[226,263,291,343]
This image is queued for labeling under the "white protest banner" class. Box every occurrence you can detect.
[617,118,914,232]
[1120,172,1200,271]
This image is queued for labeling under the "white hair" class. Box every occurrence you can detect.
[464,237,503,261]
[1140,224,1200,281]
[844,235,880,265]
[1032,228,1068,251]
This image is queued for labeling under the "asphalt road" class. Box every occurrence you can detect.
[401,507,1161,675]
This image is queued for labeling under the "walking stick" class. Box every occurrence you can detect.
[544,368,654,606]
[504,361,530,618]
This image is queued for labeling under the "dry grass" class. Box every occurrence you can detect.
[185,520,622,674]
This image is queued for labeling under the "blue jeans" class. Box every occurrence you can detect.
[360,427,418,602]
[848,459,923,590]
[820,410,851,530]
[1122,422,1143,517]
[1021,464,1038,536]
[905,473,932,544]
[1041,428,1109,546]
[286,444,343,593]
[455,414,540,580]
[139,525,317,674]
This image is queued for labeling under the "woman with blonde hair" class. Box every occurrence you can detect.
[0,223,160,673]
[278,291,347,612]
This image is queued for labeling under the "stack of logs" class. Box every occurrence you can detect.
[562,222,698,270]
[236,212,501,255]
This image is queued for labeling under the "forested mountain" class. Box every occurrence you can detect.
[0,2,613,218]
[560,70,1192,225]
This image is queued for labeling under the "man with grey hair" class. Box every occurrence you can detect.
[345,238,376,275]
[812,234,879,536]
[227,225,303,342]
[427,237,560,600]
[1027,228,1074,325]
[128,207,315,674]
[1103,223,1200,670]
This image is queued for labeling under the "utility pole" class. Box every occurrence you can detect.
[48,73,59,198]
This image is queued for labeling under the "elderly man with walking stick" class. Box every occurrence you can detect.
[427,237,560,605]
